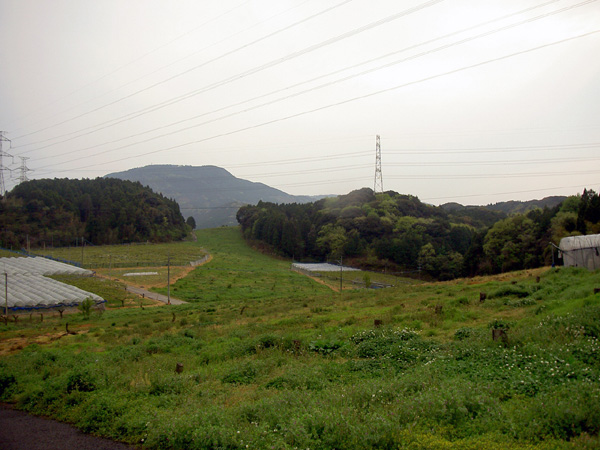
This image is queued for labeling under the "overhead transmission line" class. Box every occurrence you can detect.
[14,0,444,151]
[12,0,357,142]
[386,169,600,180]
[422,184,597,202]
[32,28,600,175]
[21,0,595,163]
[384,142,600,154]
[5,0,255,130]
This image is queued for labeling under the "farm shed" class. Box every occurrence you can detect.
[559,234,600,270]
[1,257,105,314]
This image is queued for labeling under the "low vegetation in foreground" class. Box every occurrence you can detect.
[1,227,599,449]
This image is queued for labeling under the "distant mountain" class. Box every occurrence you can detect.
[484,196,567,215]
[105,165,325,228]
[442,196,566,216]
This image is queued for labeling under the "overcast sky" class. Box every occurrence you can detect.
[1,0,599,205]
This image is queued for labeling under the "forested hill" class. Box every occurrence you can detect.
[442,196,566,215]
[237,187,600,280]
[105,165,325,228]
[0,178,188,249]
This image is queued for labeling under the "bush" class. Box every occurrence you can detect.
[78,297,95,319]
[66,368,96,393]
[489,285,530,299]
[221,362,258,385]
[454,327,474,341]
[0,372,16,399]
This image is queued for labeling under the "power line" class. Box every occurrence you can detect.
[422,184,597,203]
[32,28,600,175]
[385,142,600,154]
[386,169,600,180]
[14,0,445,153]
[19,0,596,169]
[5,0,255,130]
[12,0,357,142]
[16,0,575,157]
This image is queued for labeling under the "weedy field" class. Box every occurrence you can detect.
[1,227,599,449]
[33,240,206,268]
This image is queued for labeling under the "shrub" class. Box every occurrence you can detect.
[66,368,96,393]
[78,297,95,319]
[454,327,474,341]
[489,285,530,299]
[488,319,512,330]
[0,372,16,399]
[221,362,258,385]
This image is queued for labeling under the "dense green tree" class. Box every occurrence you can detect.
[237,187,600,280]
[483,215,537,272]
[0,178,187,249]
[186,216,197,230]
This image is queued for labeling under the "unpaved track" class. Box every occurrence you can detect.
[0,403,139,450]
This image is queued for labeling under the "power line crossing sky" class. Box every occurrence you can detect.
[1,0,599,204]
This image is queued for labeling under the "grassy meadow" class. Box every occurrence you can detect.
[33,240,206,268]
[1,227,599,449]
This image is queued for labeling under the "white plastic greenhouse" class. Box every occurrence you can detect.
[0,257,105,314]
[559,234,600,270]
[291,262,359,273]
[0,256,93,276]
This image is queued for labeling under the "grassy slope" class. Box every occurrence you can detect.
[0,227,599,449]
[34,240,206,268]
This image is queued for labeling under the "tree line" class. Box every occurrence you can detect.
[237,187,600,280]
[0,178,189,249]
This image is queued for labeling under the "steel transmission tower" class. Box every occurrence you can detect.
[373,135,383,194]
[0,131,14,197]
[17,156,31,184]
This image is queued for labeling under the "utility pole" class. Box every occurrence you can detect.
[167,256,171,305]
[338,255,344,300]
[0,131,14,197]
[374,135,383,194]
[4,272,8,324]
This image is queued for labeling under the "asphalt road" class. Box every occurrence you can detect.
[0,403,139,450]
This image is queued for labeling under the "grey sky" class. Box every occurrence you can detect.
[1,0,599,205]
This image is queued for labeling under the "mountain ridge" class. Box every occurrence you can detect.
[105,165,325,228]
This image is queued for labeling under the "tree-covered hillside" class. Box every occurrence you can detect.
[0,178,188,249]
[237,187,600,280]
[105,165,325,228]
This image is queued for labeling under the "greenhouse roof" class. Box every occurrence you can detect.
[559,234,600,252]
[1,274,104,311]
[0,257,103,312]
[0,256,93,276]
[292,262,359,272]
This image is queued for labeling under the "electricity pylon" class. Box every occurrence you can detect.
[374,135,383,194]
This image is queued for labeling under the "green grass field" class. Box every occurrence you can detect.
[33,240,206,268]
[1,226,599,449]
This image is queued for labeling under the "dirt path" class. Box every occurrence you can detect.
[96,255,214,306]
[0,403,138,450]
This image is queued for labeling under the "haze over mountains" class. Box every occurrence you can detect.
[105,165,324,228]
[105,164,567,229]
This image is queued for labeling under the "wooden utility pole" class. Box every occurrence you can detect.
[167,256,171,305]
[4,273,8,324]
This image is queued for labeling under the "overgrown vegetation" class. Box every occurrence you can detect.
[0,177,188,249]
[1,227,599,449]
[237,187,600,280]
